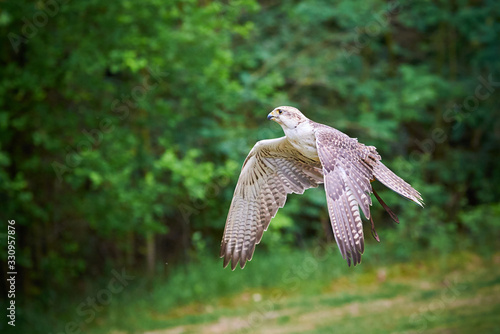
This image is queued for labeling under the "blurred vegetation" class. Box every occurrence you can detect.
[85,249,500,333]
[0,0,500,333]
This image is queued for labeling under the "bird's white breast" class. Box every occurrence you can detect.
[284,121,319,160]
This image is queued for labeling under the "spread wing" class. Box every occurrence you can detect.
[314,124,380,266]
[220,136,324,270]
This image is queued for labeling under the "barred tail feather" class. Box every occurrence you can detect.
[373,162,424,207]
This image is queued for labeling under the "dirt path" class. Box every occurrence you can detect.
[142,269,500,334]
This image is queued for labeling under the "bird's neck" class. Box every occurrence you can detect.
[283,121,319,159]
[282,120,312,138]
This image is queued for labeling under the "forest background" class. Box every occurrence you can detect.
[1,0,499,333]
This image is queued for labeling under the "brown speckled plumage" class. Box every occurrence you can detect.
[220,106,423,269]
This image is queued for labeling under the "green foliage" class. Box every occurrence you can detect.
[1,0,500,332]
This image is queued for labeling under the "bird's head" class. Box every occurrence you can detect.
[267,106,308,129]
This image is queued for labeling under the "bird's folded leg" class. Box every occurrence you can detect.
[373,188,400,224]
[369,215,380,242]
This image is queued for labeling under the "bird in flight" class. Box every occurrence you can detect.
[220,106,423,270]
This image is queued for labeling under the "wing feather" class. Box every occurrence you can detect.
[344,169,372,218]
[220,137,324,269]
[314,124,375,266]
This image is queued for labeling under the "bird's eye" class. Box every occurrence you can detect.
[278,109,283,114]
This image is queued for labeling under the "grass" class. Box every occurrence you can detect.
[72,247,500,334]
[12,242,499,334]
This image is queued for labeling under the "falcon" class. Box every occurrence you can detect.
[220,106,423,269]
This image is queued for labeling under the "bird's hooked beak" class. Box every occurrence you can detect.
[267,109,278,121]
